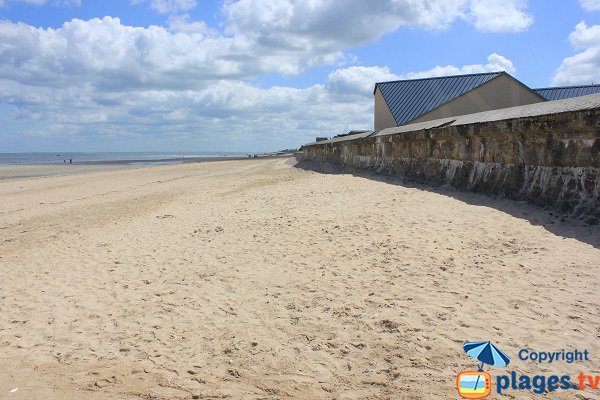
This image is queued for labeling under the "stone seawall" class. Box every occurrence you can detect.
[298,107,600,222]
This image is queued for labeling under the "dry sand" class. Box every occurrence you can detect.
[0,158,598,399]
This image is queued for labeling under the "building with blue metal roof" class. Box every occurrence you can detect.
[534,84,600,101]
[374,71,545,130]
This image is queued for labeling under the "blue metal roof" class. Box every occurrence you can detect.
[534,84,600,101]
[375,72,504,126]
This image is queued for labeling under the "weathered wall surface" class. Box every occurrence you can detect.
[299,108,600,222]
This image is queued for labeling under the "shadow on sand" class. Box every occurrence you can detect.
[294,160,600,249]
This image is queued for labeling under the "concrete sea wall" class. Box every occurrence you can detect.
[299,108,600,222]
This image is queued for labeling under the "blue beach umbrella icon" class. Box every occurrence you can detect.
[464,341,511,369]
[463,341,511,392]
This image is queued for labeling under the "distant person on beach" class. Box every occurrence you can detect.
[69,159,72,164]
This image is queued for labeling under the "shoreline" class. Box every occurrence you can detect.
[0,153,293,181]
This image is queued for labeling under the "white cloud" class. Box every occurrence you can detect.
[224,0,466,39]
[0,54,517,150]
[131,0,197,14]
[580,0,600,11]
[325,66,400,96]
[167,14,209,33]
[0,6,521,92]
[220,0,476,77]
[467,0,532,33]
[223,0,533,50]
[0,2,532,88]
[553,22,600,85]
[569,21,600,48]
[0,17,266,89]
[400,53,515,79]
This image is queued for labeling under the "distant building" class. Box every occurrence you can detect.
[373,72,600,131]
[333,130,370,138]
[315,137,328,142]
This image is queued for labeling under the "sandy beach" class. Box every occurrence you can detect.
[0,157,598,399]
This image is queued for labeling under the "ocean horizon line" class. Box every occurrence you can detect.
[0,151,262,166]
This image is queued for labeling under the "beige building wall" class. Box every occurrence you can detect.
[374,87,397,131]
[407,74,545,125]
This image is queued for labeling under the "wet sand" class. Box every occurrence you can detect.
[0,158,598,399]
[0,156,252,180]
[0,164,134,180]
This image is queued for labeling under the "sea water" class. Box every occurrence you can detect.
[0,152,246,165]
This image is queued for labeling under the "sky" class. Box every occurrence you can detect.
[0,0,599,153]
